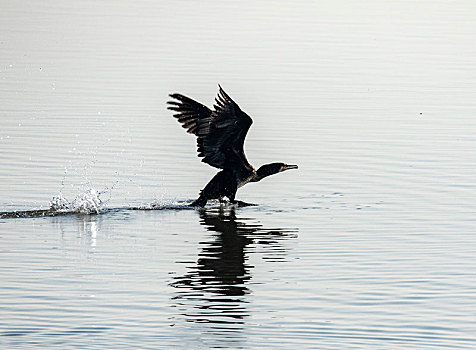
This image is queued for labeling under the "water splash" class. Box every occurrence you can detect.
[0,193,194,218]
[0,187,107,218]
[131,198,192,210]
[50,188,103,215]
[1,185,234,219]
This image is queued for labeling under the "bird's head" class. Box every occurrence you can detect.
[256,162,298,181]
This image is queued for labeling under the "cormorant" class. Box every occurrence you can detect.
[167,85,298,207]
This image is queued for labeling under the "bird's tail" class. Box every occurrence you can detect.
[189,194,207,207]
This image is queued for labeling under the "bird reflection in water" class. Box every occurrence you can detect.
[170,207,297,342]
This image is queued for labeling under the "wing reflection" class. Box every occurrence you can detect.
[170,207,297,332]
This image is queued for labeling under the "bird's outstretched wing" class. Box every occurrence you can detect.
[168,85,253,171]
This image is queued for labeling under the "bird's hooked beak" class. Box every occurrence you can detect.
[281,164,299,172]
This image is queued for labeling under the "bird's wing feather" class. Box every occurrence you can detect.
[168,85,253,171]
[167,93,212,136]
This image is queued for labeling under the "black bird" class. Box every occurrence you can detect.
[167,85,298,207]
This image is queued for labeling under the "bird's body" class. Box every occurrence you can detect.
[168,85,297,207]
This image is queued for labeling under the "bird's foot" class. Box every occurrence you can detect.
[231,200,258,207]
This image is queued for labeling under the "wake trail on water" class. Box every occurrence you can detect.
[0,187,194,219]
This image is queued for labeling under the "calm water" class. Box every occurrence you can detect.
[1,0,476,348]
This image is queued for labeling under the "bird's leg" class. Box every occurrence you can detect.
[227,190,236,205]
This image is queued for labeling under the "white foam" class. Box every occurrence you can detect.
[50,188,103,214]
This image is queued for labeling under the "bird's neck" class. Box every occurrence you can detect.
[255,164,280,182]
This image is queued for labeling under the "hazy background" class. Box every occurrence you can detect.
[2,0,475,209]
